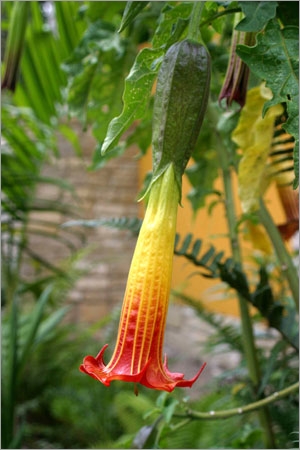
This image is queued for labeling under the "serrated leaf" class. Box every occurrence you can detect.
[236,1,278,32]
[101,2,192,158]
[101,47,163,155]
[236,19,299,187]
[232,85,283,213]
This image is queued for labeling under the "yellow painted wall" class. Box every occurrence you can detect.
[139,151,288,317]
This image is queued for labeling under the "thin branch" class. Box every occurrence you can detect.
[180,382,299,420]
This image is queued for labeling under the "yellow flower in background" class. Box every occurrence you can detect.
[232,84,283,213]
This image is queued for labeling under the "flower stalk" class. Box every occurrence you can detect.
[80,164,206,392]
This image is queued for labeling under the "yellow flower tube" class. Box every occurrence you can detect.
[80,164,206,391]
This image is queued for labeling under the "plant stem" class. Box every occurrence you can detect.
[210,105,276,448]
[259,199,299,310]
[181,382,298,420]
[200,7,241,27]
[188,1,205,43]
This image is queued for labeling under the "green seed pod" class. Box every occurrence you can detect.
[150,38,211,201]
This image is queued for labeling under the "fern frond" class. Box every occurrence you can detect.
[62,217,142,235]
[174,233,224,278]
[217,262,299,350]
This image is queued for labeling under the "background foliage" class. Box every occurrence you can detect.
[1,1,298,449]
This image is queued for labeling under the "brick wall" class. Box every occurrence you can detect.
[24,121,140,325]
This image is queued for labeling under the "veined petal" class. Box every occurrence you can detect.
[80,164,206,391]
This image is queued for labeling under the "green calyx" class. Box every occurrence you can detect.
[146,38,211,203]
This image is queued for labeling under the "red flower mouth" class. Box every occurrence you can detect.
[80,345,206,392]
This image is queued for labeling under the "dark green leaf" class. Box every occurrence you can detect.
[236,1,278,32]
[218,260,251,300]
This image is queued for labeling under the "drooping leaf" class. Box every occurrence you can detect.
[100,46,164,155]
[232,85,283,213]
[101,2,193,157]
[236,19,299,187]
[236,1,278,32]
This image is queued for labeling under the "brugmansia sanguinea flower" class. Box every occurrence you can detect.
[80,164,206,392]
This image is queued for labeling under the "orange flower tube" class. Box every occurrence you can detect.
[80,164,206,391]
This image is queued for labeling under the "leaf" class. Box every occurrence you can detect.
[232,85,283,213]
[17,285,53,375]
[151,2,192,49]
[101,2,192,157]
[236,19,299,187]
[218,259,251,301]
[251,267,299,349]
[217,261,299,350]
[258,340,286,396]
[174,233,223,278]
[58,123,82,157]
[186,154,220,213]
[63,19,129,131]
[118,1,149,32]
[101,46,163,154]
[236,1,278,32]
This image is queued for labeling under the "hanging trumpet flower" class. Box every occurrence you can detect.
[81,33,211,392]
[80,164,206,392]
